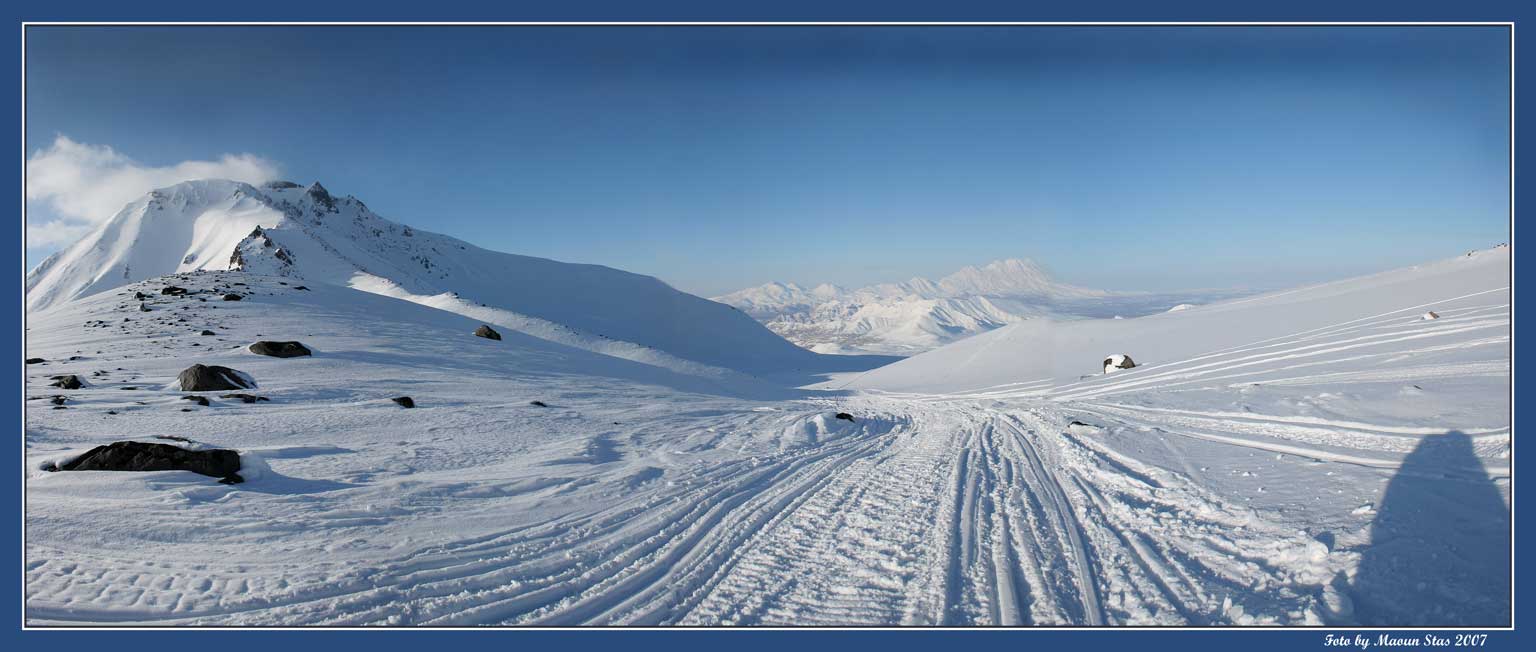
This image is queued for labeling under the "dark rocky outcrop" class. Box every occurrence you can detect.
[200,330,216,336]
[219,393,269,404]
[835,412,855,422]
[50,441,242,483]
[50,396,66,406]
[248,341,312,358]
[222,293,243,302]
[392,396,415,408]
[161,286,188,296]
[176,364,256,391]
[134,291,149,300]
[182,396,210,407]
[25,357,44,364]
[49,375,85,390]
[529,400,548,407]
[1102,354,1137,373]
[473,325,502,341]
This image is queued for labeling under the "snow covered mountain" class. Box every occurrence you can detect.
[25,247,1509,626]
[716,259,1244,355]
[26,179,875,376]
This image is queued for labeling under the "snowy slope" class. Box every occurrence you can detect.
[25,246,1511,626]
[716,259,1246,355]
[27,180,847,376]
[845,247,1511,395]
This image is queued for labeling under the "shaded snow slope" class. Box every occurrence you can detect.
[27,180,840,375]
[716,259,1247,355]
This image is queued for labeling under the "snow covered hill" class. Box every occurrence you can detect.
[24,245,1510,626]
[716,259,1246,355]
[27,179,866,376]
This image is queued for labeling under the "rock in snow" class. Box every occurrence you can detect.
[1102,354,1136,374]
[392,396,416,408]
[1423,311,1440,320]
[49,375,86,390]
[50,441,242,484]
[248,341,312,358]
[473,325,502,341]
[176,364,256,391]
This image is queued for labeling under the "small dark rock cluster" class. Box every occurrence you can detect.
[835,412,855,422]
[392,396,415,408]
[222,293,243,302]
[220,393,270,404]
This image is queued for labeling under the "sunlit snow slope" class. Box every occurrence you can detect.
[26,180,856,375]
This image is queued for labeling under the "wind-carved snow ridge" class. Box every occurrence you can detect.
[716,259,1249,356]
[26,179,848,377]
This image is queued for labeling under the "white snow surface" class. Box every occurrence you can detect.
[715,260,1249,356]
[25,245,1510,626]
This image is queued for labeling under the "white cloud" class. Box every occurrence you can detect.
[26,135,281,248]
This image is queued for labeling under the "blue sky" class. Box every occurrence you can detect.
[25,26,1510,297]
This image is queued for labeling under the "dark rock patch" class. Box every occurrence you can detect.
[182,396,210,407]
[222,293,243,302]
[176,364,256,391]
[473,325,502,341]
[139,303,151,312]
[161,286,188,296]
[529,400,548,407]
[392,396,416,408]
[200,330,216,336]
[293,286,309,291]
[49,396,66,406]
[248,341,312,358]
[835,412,855,422]
[49,441,242,483]
[219,393,269,404]
[25,357,44,364]
[49,375,85,390]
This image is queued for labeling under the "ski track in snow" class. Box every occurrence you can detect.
[25,251,1511,627]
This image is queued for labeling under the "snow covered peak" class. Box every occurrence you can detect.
[27,179,838,374]
[936,258,1100,298]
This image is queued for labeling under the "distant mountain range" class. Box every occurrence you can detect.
[715,259,1249,355]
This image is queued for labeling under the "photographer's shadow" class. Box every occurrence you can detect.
[1352,431,1510,626]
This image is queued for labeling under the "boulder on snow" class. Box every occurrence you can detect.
[182,395,210,407]
[50,441,242,484]
[392,396,415,408]
[1103,354,1136,374]
[248,341,312,358]
[176,364,256,391]
[138,302,151,312]
[835,412,856,422]
[200,330,216,336]
[529,400,548,407]
[49,375,85,390]
[134,291,149,300]
[473,325,502,341]
[1422,311,1440,321]
[25,357,45,364]
[222,293,243,302]
[160,286,188,296]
